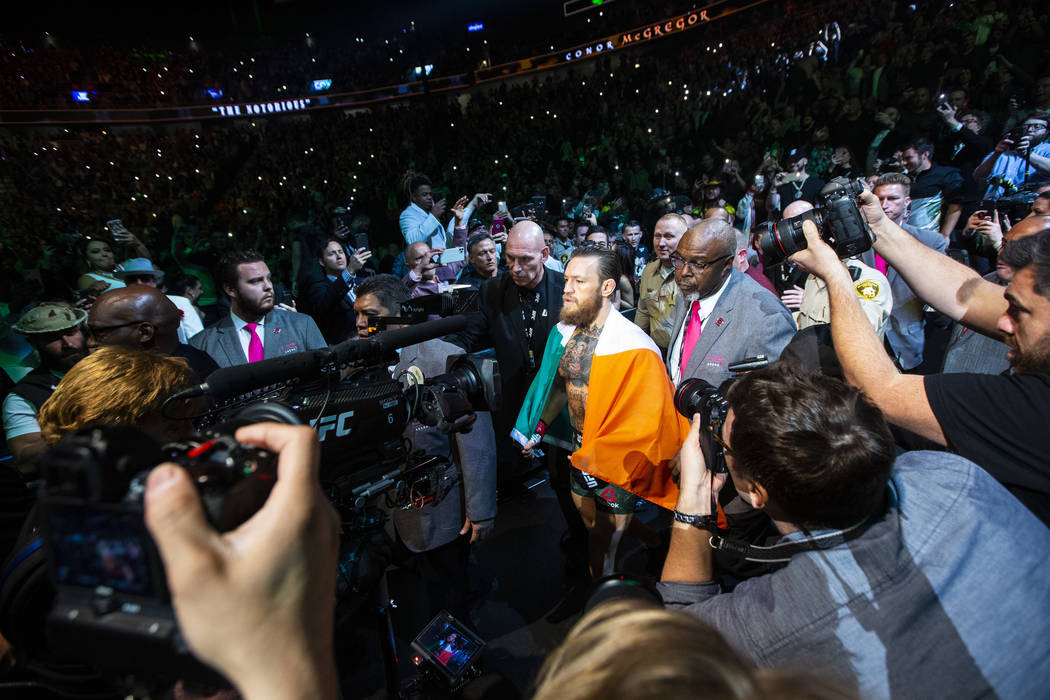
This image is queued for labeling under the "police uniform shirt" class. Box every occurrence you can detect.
[794,259,892,339]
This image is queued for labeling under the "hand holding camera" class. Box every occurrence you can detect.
[674,414,725,516]
[348,246,372,273]
[144,423,340,700]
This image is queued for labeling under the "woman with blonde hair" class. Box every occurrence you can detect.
[532,599,858,700]
[38,345,197,445]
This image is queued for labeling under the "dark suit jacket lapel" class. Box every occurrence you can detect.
[539,270,560,339]
[502,277,528,361]
[686,275,737,377]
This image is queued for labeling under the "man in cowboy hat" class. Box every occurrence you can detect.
[2,302,88,473]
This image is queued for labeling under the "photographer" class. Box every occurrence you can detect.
[792,190,1050,525]
[144,423,341,700]
[774,201,889,340]
[974,112,1050,198]
[658,363,1050,698]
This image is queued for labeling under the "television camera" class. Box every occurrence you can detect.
[36,315,500,694]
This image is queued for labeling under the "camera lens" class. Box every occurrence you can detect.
[761,218,808,266]
[674,377,715,418]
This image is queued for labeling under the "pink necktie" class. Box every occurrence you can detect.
[874,253,888,275]
[679,301,702,379]
[245,322,264,363]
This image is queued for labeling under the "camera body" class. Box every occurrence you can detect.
[673,357,769,475]
[39,411,286,684]
[763,177,874,266]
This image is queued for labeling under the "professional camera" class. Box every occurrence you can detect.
[38,401,300,686]
[674,357,770,474]
[400,286,480,324]
[762,177,874,266]
[34,317,501,693]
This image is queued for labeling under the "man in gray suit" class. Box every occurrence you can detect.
[354,275,497,619]
[666,220,796,389]
[189,249,327,368]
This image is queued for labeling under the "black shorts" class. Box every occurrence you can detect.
[570,468,641,514]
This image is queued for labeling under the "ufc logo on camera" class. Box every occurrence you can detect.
[312,410,355,442]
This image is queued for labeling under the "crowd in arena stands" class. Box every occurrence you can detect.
[3,0,1050,696]
[1,0,699,109]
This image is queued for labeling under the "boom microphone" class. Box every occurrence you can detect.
[174,347,337,402]
[168,315,469,403]
[333,315,468,364]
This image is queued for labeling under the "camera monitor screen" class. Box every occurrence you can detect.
[411,611,485,681]
[46,503,156,596]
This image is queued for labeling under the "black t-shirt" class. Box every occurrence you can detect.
[776,176,826,210]
[925,371,1050,525]
[912,164,964,204]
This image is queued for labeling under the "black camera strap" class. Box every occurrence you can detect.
[708,514,875,564]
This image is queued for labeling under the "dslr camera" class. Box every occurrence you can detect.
[673,357,769,475]
[763,177,874,266]
[38,403,299,684]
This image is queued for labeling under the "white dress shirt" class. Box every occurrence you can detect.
[668,274,732,385]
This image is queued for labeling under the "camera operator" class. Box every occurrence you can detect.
[778,200,892,340]
[974,112,1050,198]
[353,275,496,620]
[658,362,1050,698]
[791,191,1050,525]
[144,422,341,700]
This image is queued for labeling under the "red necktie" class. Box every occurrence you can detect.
[679,301,702,379]
[874,253,888,275]
[245,322,263,363]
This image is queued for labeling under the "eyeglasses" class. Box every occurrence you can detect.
[1023,122,1048,132]
[87,320,145,340]
[669,252,732,272]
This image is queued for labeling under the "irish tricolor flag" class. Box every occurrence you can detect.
[513,310,689,511]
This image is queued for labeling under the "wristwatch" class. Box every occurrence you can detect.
[672,509,719,531]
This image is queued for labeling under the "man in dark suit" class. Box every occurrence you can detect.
[190,249,327,368]
[457,221,568,505]
[666,219,796,389]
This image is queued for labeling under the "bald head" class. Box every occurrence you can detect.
[782,199,814,219]
[505,220,548,289]
[89,286,181,353]
[507,220,545,251]
[704,207,733,224]
[681,219,737,259]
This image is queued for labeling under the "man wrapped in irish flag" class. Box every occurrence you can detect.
[513,246,689,577]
